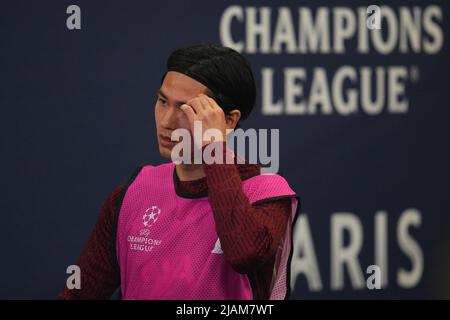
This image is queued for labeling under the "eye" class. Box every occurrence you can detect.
[157,97,167,106]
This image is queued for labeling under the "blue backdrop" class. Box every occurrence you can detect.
[0,0,449,299]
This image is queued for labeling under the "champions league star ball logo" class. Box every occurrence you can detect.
[143,206,160,227]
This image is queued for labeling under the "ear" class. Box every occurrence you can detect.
[225,109,241,130]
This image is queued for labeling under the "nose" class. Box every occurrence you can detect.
[160,105,183,130]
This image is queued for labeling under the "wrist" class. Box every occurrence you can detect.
[202,141,235,165]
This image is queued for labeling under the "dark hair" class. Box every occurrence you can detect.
[162,44,256,124]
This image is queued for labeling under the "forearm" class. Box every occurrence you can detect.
[203,145,291,273]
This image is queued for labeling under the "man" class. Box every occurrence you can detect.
[58,44,299,300]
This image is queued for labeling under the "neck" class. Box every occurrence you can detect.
[175,163,205,181]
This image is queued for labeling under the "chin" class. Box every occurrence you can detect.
[158,146,172,160]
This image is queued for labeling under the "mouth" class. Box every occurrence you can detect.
[158,134,176,147]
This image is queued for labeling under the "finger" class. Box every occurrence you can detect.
[206,96,221,110]
[179,104,197,123]
[206,97,226,118]
[205,94,222,111]
[186,97,206,116]
[198,94,215,110]
[198,93,212,111]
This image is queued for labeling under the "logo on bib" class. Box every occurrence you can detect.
[143,205,160,227]
[211,238,223,254]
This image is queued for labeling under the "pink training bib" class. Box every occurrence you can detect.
[116,162,298,300]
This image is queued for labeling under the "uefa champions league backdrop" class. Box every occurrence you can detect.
[0,0,449,299]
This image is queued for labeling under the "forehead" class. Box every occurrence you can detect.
[160,71,207,101]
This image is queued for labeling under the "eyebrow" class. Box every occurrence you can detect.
[157,90,187,106]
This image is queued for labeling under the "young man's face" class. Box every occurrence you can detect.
[155,71,207,159]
